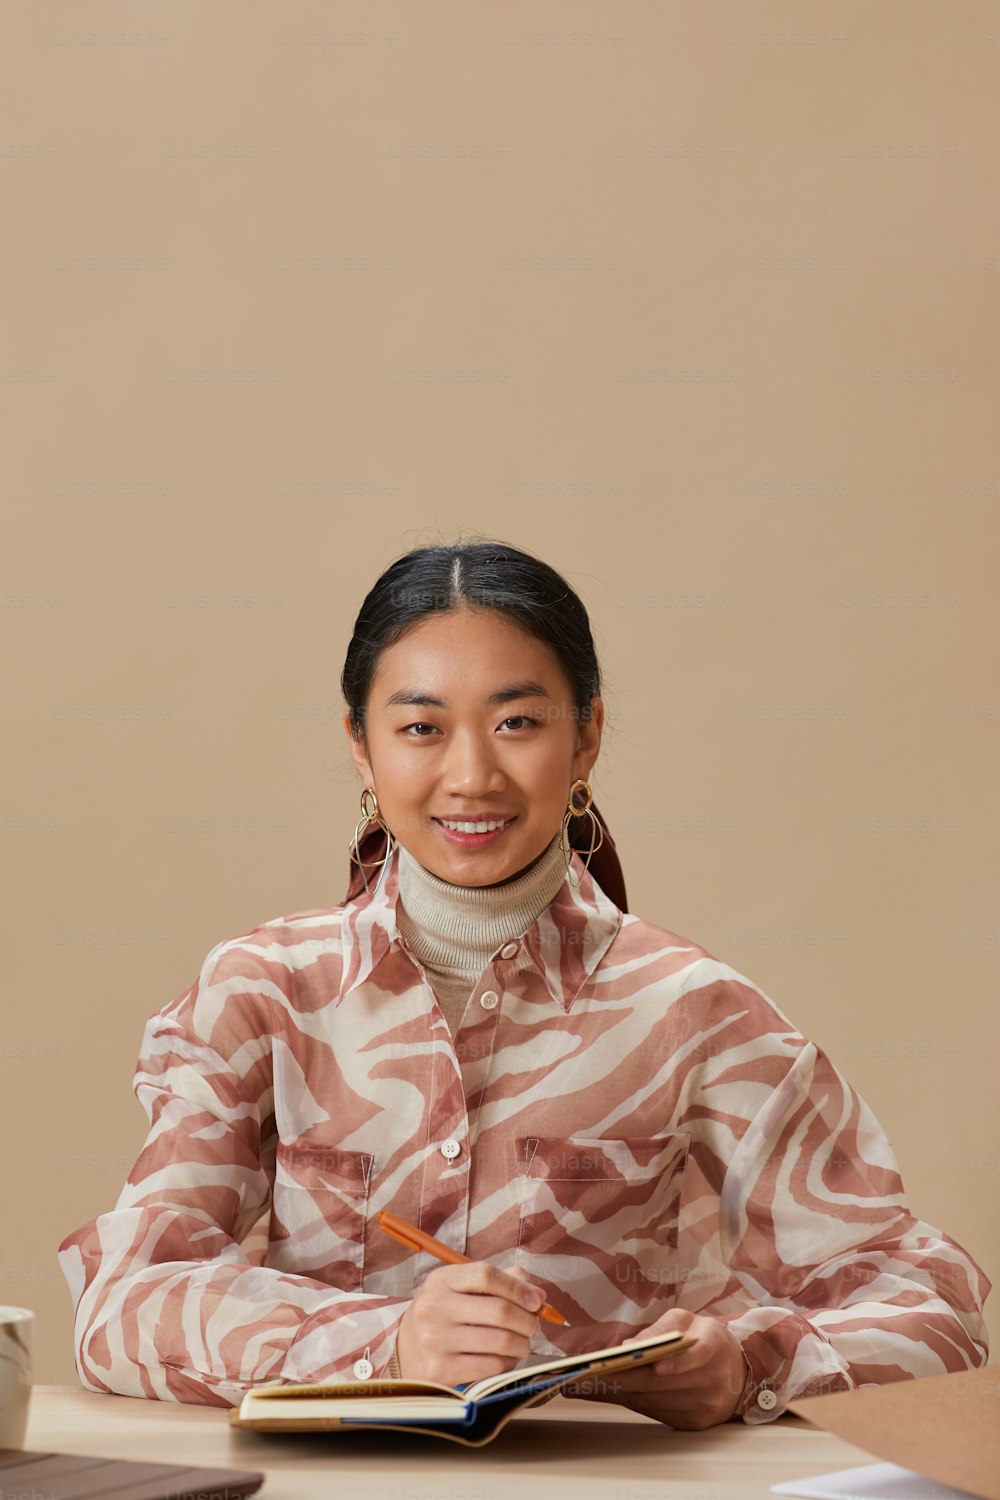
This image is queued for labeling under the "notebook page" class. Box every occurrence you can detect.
[772,1461,977,1500]
[464,1329,689,1402]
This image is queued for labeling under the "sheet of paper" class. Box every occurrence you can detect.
[772,1460,983,1500]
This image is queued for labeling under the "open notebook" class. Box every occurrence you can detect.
[230,1328,694,1447]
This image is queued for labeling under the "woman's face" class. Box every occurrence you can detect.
[344,607,603,887]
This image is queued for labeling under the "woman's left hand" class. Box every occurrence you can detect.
[560,1308,750,1429]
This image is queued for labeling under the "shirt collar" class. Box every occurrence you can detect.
[337,842,623,1011]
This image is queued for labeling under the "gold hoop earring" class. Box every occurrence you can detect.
[347,787,397,895]
[558,778,604,887]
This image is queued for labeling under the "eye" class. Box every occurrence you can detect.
[399,716,541,737]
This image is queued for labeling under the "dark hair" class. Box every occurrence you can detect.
[340,535,627,911]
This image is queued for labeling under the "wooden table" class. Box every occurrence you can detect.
[23,1385,882,1499]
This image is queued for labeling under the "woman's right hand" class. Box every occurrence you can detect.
[394,1261,546,1387]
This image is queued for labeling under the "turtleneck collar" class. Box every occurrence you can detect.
[395,830,568,977]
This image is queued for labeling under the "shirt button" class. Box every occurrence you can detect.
[480,990,500,1009]
[756,1388,778,1411]
[499,942,519,959]
[440,1138,461,1160]
[353,1355,374,1380]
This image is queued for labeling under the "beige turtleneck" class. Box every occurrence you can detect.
[395,829,568,1035]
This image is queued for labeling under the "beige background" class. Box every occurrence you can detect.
[2,2,997,1384]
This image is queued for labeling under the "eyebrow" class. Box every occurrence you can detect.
[383,680,553,710]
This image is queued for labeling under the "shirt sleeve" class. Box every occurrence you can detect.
[56,943,410,1407]
[672,960,991,1424]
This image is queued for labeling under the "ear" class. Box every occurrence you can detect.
[572,697,604,785]
[343,711,375,789]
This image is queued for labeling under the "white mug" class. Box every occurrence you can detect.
[0,1307,33,1449]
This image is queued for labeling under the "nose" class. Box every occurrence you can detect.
[441,727,507,797]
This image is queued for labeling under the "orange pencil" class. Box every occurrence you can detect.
[375,1209,570,1326]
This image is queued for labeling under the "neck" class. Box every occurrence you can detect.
[395,830,568,975]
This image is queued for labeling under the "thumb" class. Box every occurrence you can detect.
[622,1307,696,1343]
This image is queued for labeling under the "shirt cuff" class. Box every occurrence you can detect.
[716,1307,854,1423]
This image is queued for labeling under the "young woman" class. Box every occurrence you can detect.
[57,540,990,1429]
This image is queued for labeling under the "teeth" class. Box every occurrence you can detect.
[439,818,509,834]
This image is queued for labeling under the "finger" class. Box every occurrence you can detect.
[450,1319,537,1361]
[445,1288,539,1339]
[620,1396,711,1425]
[621,1308,697,1340]
[448,1260,544,1314]
[602,1341,711,1383]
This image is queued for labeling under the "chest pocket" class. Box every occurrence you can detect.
[514,1133,690,1346]
[270,1140,374,1293]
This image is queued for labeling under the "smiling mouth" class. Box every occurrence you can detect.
[432,816,517,834]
